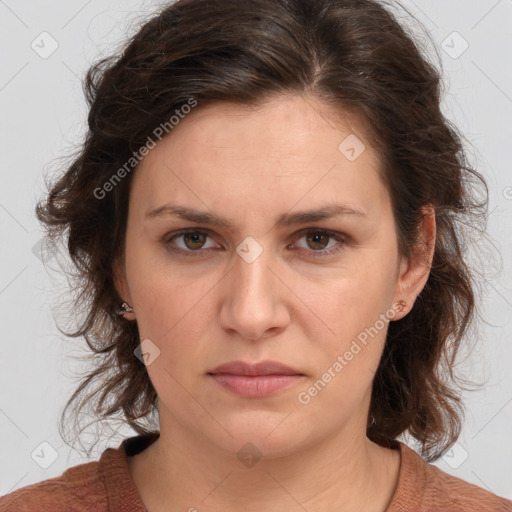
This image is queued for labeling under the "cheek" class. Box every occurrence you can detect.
[125,251,218,375]
[125,238,191,328]
[132,273,211,355]
[303,258,397,390]
[294,285,391,425]
[308,265,395,341]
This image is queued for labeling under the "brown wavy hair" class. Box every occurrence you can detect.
[36,0,491,461]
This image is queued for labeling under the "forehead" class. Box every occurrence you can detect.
[169,94,368,152]
[129,94,389,226]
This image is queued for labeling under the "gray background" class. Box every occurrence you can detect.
[1,0,511,500]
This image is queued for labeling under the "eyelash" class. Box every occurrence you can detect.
[162,229,347,258]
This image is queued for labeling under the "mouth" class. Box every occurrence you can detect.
[207,360,305,398]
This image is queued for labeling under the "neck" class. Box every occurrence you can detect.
[128,412,401,512]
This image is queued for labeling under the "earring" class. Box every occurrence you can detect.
[119,302,134,314]
[396,300,407,312]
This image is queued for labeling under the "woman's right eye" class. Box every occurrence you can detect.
[164,230,219,256]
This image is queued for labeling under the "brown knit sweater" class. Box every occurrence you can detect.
[1,433,511,511]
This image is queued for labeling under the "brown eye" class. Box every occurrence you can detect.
[306,232,330,251]
[182,232,207,250]
[164,230,218,255]
[291,229,346,258]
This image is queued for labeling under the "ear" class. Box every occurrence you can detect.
[391,204,436,321]
[113,256,135,320]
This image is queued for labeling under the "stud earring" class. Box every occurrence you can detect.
[119,302,134,314]
[396,300,407,312]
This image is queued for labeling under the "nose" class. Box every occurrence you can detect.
[218,242,290,342]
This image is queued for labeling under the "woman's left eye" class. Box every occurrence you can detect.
[162,229,346,257]
[290,230,346,257]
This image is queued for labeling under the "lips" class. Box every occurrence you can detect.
[208,360,303,377]
[208,360,304,398]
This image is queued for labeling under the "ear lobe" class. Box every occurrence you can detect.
[391,205,436,320]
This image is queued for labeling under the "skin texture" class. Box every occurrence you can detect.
[115,93,436,512]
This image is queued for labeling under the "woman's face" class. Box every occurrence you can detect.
[116,93,433,458]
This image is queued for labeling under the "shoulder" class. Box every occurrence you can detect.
[389,441,512,512]
[0,433,158,512]
[0,451,113,512]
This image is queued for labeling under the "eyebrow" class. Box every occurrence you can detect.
[145,202,367,229]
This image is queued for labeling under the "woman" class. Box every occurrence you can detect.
[1,0,510,510]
